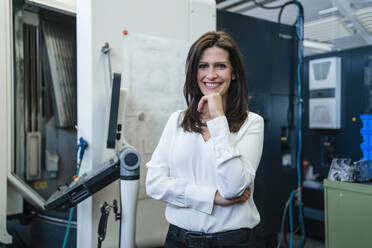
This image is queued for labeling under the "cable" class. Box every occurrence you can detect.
[62,137,88,248]
[277,195,291,248]
[252,0,304,25]
[62,207,75,248]
[278,2,304,24]
[277,195,304,248]
[295,2,303,186]
[253,1,306,247]
[288,190,296,248]
[294,1,306,247]
[252,0,289,10]
[297,203,305,247]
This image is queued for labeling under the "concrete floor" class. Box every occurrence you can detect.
[302,238,325,248]
[7,217,326,248]
[289,234,325,248]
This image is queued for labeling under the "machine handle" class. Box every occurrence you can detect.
[97,202,110,247]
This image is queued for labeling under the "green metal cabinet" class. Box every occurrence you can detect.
[324,179,372,248]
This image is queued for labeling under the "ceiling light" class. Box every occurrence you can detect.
[354,6,372,32]
[304,16,354,42]
[303,40,334,52]
[318,7,339,16]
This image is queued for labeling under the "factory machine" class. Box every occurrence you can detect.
[217,10,299,246]
[217,8,372,245]
[302,45,372,239]
[0,0,215,247]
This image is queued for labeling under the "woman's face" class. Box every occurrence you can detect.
[197,46,235,100]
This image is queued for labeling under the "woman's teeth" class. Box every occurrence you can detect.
[206,83,219,88]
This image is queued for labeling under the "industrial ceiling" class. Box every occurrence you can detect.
[217,0,372,56]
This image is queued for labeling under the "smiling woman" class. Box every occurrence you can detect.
[145,31,265,248]
[197,46,234,100]
[182,31,250,134]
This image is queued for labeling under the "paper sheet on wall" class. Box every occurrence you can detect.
[122,33,189,199]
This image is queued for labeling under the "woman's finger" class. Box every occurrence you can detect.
[239,195,247,201]
[197,96,208,112]
[243,192,250,199]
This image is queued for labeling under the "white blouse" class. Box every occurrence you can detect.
[145,110,264,233]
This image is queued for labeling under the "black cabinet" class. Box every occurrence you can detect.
[218,10,298,239]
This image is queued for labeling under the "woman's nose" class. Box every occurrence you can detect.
[206,68,217,79]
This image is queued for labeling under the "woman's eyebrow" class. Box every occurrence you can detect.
[198,60,229,63]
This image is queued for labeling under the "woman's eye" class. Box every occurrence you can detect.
[198,64,208,69]
[216,64,227,69]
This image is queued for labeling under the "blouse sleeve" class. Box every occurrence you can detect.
[207,113,264,199]
[145,111,216,215]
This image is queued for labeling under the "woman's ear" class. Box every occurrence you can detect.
[232,73,236,80]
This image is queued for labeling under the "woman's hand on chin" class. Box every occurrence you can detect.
[197,93,225,121]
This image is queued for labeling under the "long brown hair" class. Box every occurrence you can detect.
[181,31,249,133]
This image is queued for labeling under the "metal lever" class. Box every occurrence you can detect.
[97,202,110,248]
[101,42,113,86]
[97,200,120,248]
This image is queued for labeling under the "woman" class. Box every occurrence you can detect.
[146,31,264,247]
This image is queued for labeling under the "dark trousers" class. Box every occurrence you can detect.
[164,224,265,248]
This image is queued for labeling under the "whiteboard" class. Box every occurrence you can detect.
[121,33,189,199]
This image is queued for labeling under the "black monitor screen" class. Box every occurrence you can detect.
[107,73,121,149]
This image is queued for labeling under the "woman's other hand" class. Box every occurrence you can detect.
[197,93,225,121]
[214,187,251,206]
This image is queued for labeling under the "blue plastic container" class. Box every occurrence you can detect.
[360,115,372,160]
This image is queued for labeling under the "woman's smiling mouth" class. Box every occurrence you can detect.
[205,82,221,89]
